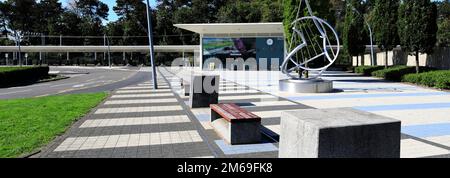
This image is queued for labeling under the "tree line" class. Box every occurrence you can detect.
[339,0,449,73]
[0,0,448,67]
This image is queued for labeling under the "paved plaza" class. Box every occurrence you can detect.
[36,67,450,158]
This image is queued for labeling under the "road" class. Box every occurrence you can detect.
[0,66,153,99]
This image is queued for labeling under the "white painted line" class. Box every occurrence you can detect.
[115,89,172,94]
[80,115,191,128]
[53,130,203,152]
[94,105,183,114]
[110,93,174,98]
[219,94,276,100]
[104,98,178,105]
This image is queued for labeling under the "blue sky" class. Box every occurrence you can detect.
[60,0,157,23]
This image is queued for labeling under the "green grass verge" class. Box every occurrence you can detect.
[0,66,33,72]
[0,92,108,158]
[403,70,450,90]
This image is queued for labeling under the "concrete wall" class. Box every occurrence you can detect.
[353,47,450,70]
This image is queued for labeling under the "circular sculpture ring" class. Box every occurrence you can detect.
[281,16,340,80]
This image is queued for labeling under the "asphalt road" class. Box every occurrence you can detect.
[0,66,153,99]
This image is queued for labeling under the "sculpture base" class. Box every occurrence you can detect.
[279,79,333,93]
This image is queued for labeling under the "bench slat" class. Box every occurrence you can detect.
[211,103,261,123]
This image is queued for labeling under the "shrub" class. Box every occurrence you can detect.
[371,65,434,81]
[0,66,49,87]
[403,70,450,90]
[355,66,385,76]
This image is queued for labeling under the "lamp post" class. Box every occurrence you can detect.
[25,53,28,66]
[344,1,375,66]
[5,53,8,66]
[145,0,158,90]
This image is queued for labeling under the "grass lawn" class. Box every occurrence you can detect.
[0,92,108,158]
[0,66,33,72]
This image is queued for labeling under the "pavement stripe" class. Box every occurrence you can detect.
[121,86,171,90]
[54,130,203,152]
[401,139,450,158]
[219,90,260,94]
[104,98,178,105]
[354,102,450,112]
[214,140,277,155]
[402,123,450,138]
[219,94,276,100]
[95,106,183,114]
[287,92,449,101]
[111,93,174,98]
[372,108,450,126]
[298,95,450,109]
[116,89,172,93]
[240,100,298,107]
[80,116,191,128]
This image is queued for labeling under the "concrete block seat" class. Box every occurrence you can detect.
[188,75,219,108]
[210,103,262,145]
[182,79,190,96]
[279,108,401,158]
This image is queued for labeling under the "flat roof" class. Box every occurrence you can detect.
[174,23,284,35]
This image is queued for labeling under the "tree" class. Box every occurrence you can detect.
[343,0,367,67]
[113,0,148,65]
[74,0,109,45]
[36,0,64,45]
[216,0,262,23]
[371,0,400,69]
[3,0,38,32]
[259,0,284,22]
[398,0,438,74]
[437,0,450,47]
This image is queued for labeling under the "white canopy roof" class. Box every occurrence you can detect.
[174,23,284,35]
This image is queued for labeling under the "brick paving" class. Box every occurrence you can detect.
[37,66,450,158]
[36,66,314,158]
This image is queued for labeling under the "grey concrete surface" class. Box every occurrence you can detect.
[279,108,401,158]
[0,66,146,99]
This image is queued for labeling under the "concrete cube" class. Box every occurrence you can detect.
[188,75,219,108]
[279,108,401,158]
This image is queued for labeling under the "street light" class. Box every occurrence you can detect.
[5,53,8,66]
[25,53,28,66]
[145,0,158,90]
[343,1,376,66]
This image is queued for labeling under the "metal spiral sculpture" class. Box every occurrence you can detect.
[281,0,340,80]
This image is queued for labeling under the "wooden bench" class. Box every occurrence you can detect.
[210,103,261,145]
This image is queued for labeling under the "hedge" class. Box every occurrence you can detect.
[371,66,434,82]
[403,70,450,90]
[0,66,49,87]
[355,66,385,76]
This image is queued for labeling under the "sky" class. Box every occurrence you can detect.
[59,0,157,23]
